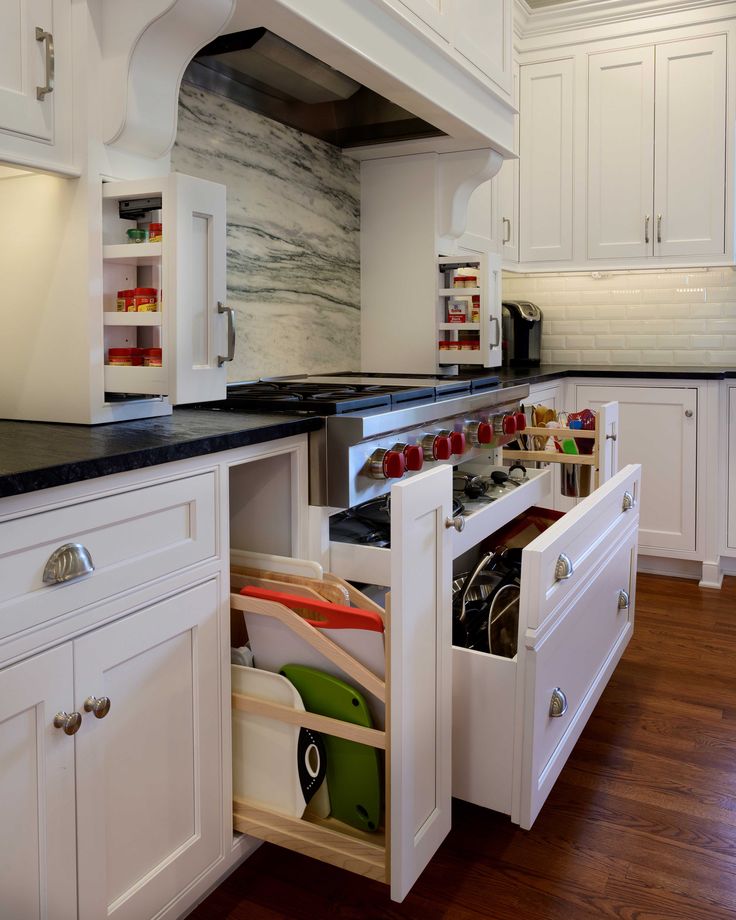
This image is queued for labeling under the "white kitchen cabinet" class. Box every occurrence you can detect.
[0,0,74,174]
[392,0,451,39]
[576,384,697,553]
[498,61,519,264]
[519,58,574,263]
[587,47,655,260]
[451,0,513,96]
[654,35,726,258]
[728,388,736,551]
[588,37,726,262]
[0,644,77,920]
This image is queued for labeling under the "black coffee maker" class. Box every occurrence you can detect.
[502,301,543,366]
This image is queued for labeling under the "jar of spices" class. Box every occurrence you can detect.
[127,229,146,244]
[133,287,158,312]
[116,289,135,313]
[108,348,132,366]
[148,223,162,243]
[143,348,162,367]
[470,296,480,323]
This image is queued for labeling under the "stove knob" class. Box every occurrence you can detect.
[514,411,527,432]
[421,432,452,462]
[368,448,405,480]
[450,431,466,456]
[502,413,517,436]
[466,420,493,446]
[392,442,424,472]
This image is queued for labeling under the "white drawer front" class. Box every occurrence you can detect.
[0,472,217,642]
[518,522,637,828]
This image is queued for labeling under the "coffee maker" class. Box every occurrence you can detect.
[502,301,543,366]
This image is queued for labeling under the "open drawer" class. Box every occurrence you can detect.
[230,465,453,903]
[328,464,552,587]
[452,464,641,829]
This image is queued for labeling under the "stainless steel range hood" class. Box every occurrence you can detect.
[184,27,445,149]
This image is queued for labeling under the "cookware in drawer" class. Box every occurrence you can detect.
[0,471,216,641]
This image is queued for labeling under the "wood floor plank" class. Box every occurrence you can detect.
[189,573,736,919]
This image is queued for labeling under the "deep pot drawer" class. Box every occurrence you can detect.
[0,471,217,642]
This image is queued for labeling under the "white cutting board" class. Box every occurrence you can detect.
[243,613,386,730]
[231,666,308,818]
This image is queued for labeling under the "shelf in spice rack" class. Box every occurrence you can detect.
[438,350,486,365]
[103,312,162,327]
[103,243,162,264]
[439,287,481,296]
[104,364,167,396]
[438,323,481,331]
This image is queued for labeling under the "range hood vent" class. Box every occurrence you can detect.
[185,28,446,149]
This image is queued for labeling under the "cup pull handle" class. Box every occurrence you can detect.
[555,553,574,581]
[43,543,94,585]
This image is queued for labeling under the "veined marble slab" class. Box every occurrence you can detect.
[172,83,360,380]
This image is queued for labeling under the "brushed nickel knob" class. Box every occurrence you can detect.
[622,490,635,512]
[618,589,630,610]
[685,409,693,418]
[445,516,465,532]
[554,553,574,581]
[84,696,111,719]
[53,711,82,735]
[549,688,568,718]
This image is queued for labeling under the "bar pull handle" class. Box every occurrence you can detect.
[644,215,650,244]
[502,217,511,244]
[35,27,55,100]
[657,214,662,244]
[218,303,236,366]
[490,316,501,347]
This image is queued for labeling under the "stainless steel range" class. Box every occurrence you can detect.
[217,374,529,509]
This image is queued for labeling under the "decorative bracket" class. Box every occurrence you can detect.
[437,148,505,241]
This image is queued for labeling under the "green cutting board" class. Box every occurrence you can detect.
[280,664,382,833]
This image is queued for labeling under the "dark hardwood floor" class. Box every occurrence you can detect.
[191,574,736,919]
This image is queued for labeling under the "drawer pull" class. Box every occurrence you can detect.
[43,543,95,585]
[549,688,568,718]
[554,553,574,581]
[84,696,111,719]
[618,589,630,610]
[622,491,635,513]
[35,27,55,100]
[446,515,465,533]
[53,711,82,736]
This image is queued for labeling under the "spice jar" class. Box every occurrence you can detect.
[470,296,480,323]
[133,287,158,312]
[143,348,162,367]
[148,223,162,243]
[127,229,146,244]
[116,289,135,313]
[108,348,132,366]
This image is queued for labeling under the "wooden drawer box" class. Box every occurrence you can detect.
[0,471,217,643]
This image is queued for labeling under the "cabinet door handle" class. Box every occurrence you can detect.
[622,490,635,512]
[445,515,465,532]
[554,553,574,581]
[43,543,94,585]
[217,303,236,367]
[644,215,650,244]
[35,27,55,100]
[549,688,568,718]
[84,696,111,719]
[618,589,630,610]
[657,214,662,244]
[685,409,693,418]
[490,316,501,347]
[54,712,82,736]
[502,217,511,244]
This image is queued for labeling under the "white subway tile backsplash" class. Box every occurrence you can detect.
[503,268,736,367]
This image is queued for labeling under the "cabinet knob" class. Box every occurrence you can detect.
[618,589,630,610]
[554,553,574,581]
[549,688,568,718]
[43,543,94,585]
[445,516,465,533]
[622,490,635,512]
[84,696,111,720]
[685,409,693,418]
[53,711,82,736]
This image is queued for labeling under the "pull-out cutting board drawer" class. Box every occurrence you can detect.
[0,472,217,643]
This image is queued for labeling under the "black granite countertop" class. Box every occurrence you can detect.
[0,409,322,499]
[495,364,736,387]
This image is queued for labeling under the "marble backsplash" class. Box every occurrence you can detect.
[172,83,361,380]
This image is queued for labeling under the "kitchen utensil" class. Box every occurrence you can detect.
[231,665,327,817]
[239,586,386,727]
[490,470,521,488]
[231,565,350,605]
[454,473,493,501]
[280,664,382,833]
[230,549,324,580]
[487,583,520,659]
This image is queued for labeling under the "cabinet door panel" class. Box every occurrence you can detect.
[393,0,450,40]
[451,0,513,95]
[588,47,655,260]
[0,0,53,141]
[389,465,452,901]
[498,63,519,263]
[520,59,574,262]
[654,36,726,256]
[0,644,77,920]
[576,385,697,552]
[74,579,222,920]
[729,388,736,550]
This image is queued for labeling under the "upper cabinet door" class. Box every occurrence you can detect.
[392,0,451,40]
[588,47,655,260]
[654,35,726,257]
[389,465,453,901]
[519,59,575,263]
[167,173,228,405]
[0,0,54,141]
[451,0,513,96]
[498,62,519,263]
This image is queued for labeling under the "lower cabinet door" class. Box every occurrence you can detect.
[0,645,77,920]
[514,464,641,828]
[74,579,222,920]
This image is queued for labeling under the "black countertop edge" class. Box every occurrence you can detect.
[0,411,322,500]
[495,365,736,387]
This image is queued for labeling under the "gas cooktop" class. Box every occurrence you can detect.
[220,372,501,415]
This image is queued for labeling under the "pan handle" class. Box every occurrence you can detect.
[457,551,495,623]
